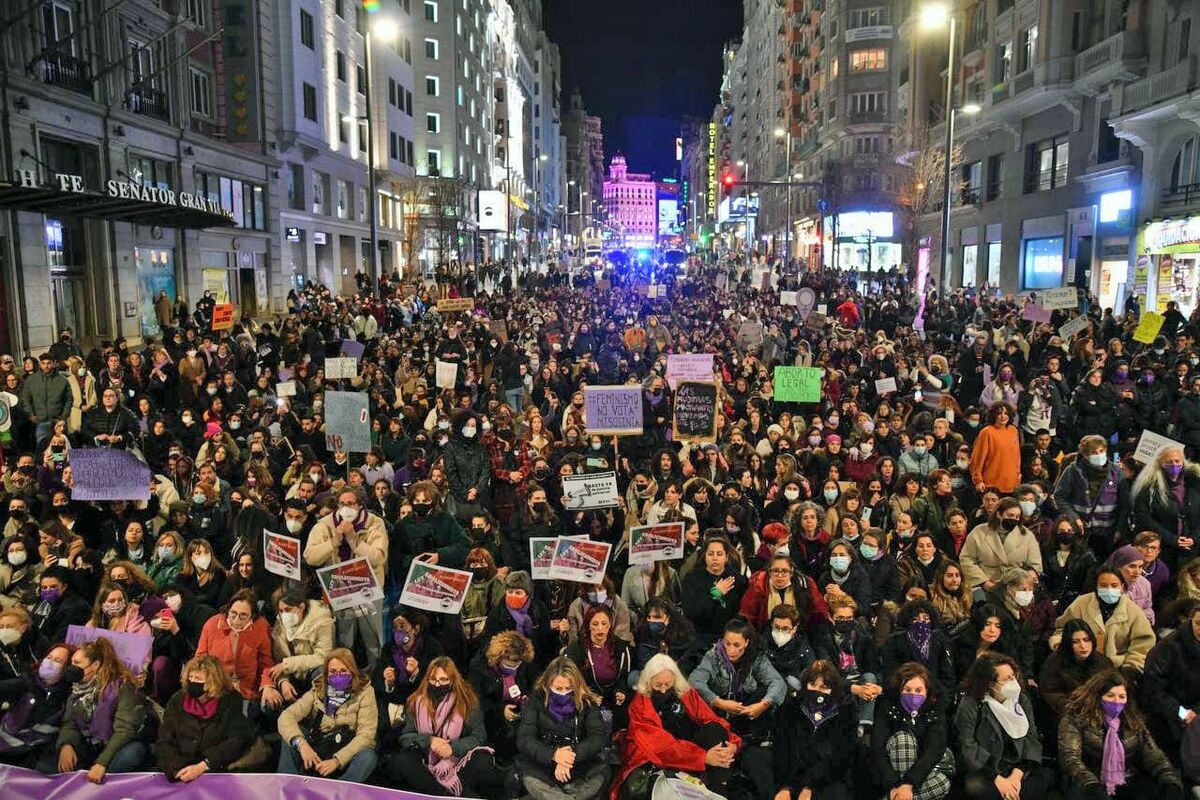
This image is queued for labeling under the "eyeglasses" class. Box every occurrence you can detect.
[228,611,252,621]
[769,568,793,576]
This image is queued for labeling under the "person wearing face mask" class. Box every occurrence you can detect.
[29,568,89,643]
[773,660,861,800]
[195,590,274,701]
[1053,436,1127,559]
[760,604,816,694]
[0,606,46,705]
[459,548,506,642]
[1058,670,1184,800]
[156,654,255,782]
[953,653,1052,800]
[632,598,696,678]
[615,652,741,798]
[84,582,150,637]
[898,434,940,481]
[818,540,874,613]
[145,530,185,589]
[879,600,957,698]
[1051,567,1156,680]
[391,481,468,594]
[441,410,492,522]
[467,630,536,765]
[388,656,506,797]
[0,531,40,609]
[0,642,73,762]
[277,648,379,782]
[869,662,955,800]
[514,656,611,800]
[44,638,148,782]
[1130,446,1200,570]
[260,586,335,709]
[960,498,1043,595]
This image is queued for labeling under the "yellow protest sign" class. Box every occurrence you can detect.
[1133,311,1165,344]
[436,297,475,313]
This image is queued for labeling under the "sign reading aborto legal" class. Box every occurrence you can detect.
[584,385,644,435]
[773,366,822,403]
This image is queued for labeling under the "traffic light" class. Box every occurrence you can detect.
[722,172,735,197]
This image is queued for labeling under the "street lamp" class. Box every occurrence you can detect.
[356,17,400,294]
[531,153,548,259]
[774,127,793,265]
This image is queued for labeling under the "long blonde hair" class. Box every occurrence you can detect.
[534,656,600,710]
[407,656,478,720]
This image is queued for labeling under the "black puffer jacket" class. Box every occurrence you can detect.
[1142,621,1200,751]
[442,414,491,511]
[515,689,610,787]
[1070,382,1118,439]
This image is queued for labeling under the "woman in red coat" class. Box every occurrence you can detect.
[194,588,274,702]
[739,554,829,634]
[612,653,742,800]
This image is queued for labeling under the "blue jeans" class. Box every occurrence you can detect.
[104,741,148,773]
[505,387,524,411]
[278,741,378,783]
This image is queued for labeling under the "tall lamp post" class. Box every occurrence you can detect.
[920,5,979,288]
[531,152,548,260]
[353,17,399,296]
[773,128,794,265]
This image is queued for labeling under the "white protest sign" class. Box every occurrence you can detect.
[324,390,371,453]
[780,290,798,306]
[1040,287,1079,311]
[399,560,473,614]
[875,377,898,395]
[1133,430,1185,464]
[275,380,297,398]
[561,471,620,510]
[666,353,715,389]
[316,557,384,613]
[263,530,301,580]
[324,356,359,380]
[436,359,458,389]
[1059,315,1090,340]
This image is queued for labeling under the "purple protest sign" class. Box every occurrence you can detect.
[340,339,366,359]
[65,625,152,673]
[69,449,151,501]
[1020,303,1052,324]
[0,764,446,800]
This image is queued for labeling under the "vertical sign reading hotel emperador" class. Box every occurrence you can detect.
[707,123,717,217]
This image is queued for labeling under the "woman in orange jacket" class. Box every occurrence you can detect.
[969,403,1022,494]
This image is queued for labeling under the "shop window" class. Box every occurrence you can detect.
[1022,237,1064,289]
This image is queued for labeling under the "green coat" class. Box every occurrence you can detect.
[57,681,145,767]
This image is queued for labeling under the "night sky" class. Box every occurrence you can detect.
[544,0,743,179]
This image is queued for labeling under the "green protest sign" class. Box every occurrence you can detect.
[773,366,821,403]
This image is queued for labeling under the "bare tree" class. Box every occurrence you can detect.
[396,177,427,279]
[895,122,963,280]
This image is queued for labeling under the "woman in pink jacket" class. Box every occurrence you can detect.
[85,581,151,636]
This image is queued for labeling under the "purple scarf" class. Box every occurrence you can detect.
[714,640,744,695]
[77,681,120,742]
[548,691,577,722]
[415,693,491,794]
[496,663,526,710]
[1100,704,1126,796]
[506,599,534,637]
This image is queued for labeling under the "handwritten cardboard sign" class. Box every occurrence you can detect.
[324,390,371,453]
[211,303,234,330]
[1039,287,1079,311]
[673,381,718,442]
[773,366,822,403]
[1134,311,1166,344]
[666,353,715,389]
[435,297,475,313]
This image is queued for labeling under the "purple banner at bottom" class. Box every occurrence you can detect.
[0,764,448,800]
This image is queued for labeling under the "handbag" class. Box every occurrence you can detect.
[305,710,356,760]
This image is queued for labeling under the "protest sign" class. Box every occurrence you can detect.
[561,471,620,510]
[316,556,384,613]
[805,312,828,331]
[436,359,458,389]
[1059,315,1090,340]
[714,273,728,290]
[673,381,718,442]
[211,303,234,330]
[399,560,472,614]
[548,537,613,583]
[324,356,359,380]
[628,522,686,566]
[816,303,828,315]
[435,297,475,313]
[773,366,822,403]
[340,339,366,359]
[70,449,151,501]
[666,353,714,389]
[1134,430,1185,463]
[263,530,301,580]
[324,390,371,453]
[530,537,558,580]
[489,320,508,342]
[1134,311,1166,344]
[875,377,898,395]
[780,290,798,306]
[1021,304,1053,324]
[584,386,644,435]
[796,287,816,319]
[1039,287,1079,311]
[275,380,296,397]
[66,625,151,673]
[737,321,764,349]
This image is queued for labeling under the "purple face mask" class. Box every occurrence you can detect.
[327,672,353,691]
[38,658,63,683]
[900,692,927,714]
[392,629,411,649]
[39,588,61,605]
[1165,463,1184,480]
[1101,699,1125,718]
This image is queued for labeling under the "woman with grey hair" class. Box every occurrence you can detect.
[1131,445,1200,570]
[612,653,739,800]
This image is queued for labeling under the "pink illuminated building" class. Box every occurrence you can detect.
[602,154,657,248]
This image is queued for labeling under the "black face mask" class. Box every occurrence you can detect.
[413,503,433,517]
[428,684,451,704]
[651,688,674,711]
[187,680,207,699]
[834,620,855,635]
[531,501,547,513]
[63,665,84,684]
[1000,518,1019,532]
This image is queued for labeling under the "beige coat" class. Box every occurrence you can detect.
[959,522,1044,590]
[67,373,97,434]
[278,683,378,766]
[304,511,388,586]
[264,600,335,685]
[1050,592,1156,673]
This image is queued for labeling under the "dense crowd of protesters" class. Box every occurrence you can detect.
[1,256,1200,800]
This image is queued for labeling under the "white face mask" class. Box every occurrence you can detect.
[280,611,300,629]
[0,628,21,646]
[860,443,873,456]
[1014,589,1034,607]
[784,488,800,502]
[309,471,322,483]
[7,550,27,567]
[338,505,358,522]
[462,426,477,439]
[191,553,212,571]
[999,679,1021,702]
[164,594,182,612]
[285,518,304,533]
[770,630,794,647]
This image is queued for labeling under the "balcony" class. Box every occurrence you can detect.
[40,52,92,96]
[1073,30,1144,94]
[960,187,983,206]
[1121,57,1195,114]
[1161,182,1200,210]
[850,111,888,124]
[125,86,170,121]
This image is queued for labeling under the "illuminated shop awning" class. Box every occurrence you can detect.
[0,177,236,229]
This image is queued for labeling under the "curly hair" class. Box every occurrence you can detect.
[484,630,535,668]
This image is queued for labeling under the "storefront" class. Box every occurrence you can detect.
[822,211,902,271]
[1138,215,1200,315]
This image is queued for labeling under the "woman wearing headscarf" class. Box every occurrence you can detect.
[688,617,785,800]
[277,647,378,782]
[1106,545,1155,627]
[771,659,857,800]
[389,656,504,797]
[515,656,610,800]
[156,654,255,782]
[1058,669,1183,800]
[954,653,1053,799]
[612,653,740,800]
[1040,619,1113,718]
